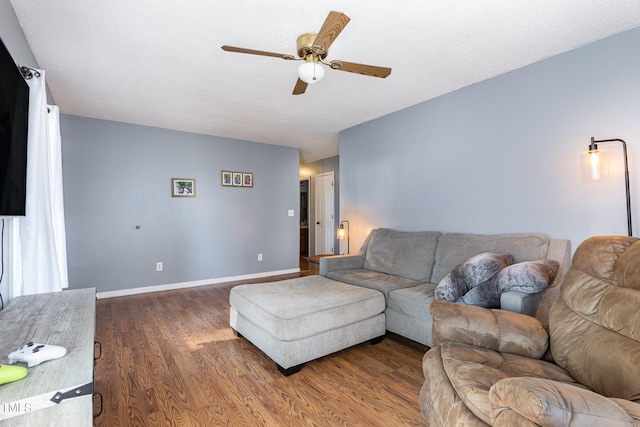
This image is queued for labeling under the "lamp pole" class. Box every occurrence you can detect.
[589,137,632,236]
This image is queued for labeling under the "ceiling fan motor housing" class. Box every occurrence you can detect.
[296,33,327,59]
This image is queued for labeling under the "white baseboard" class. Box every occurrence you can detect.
[96,268,301,299]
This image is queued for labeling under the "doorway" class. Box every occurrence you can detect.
[315,171,335,255]
[300,178,310,257]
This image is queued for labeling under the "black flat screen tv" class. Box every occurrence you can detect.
[0,37,29,216]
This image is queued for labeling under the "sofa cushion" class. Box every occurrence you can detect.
[431,233,550,284]
[459,260,559,308]
[434,252,514,302]
[439,341,583,425]
[325,269,423,298]
[490,377,640,426]
[363,228,441,281]
[387,283,436,318]
[420,349,487,427]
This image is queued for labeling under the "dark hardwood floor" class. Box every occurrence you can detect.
[94,258,429,426]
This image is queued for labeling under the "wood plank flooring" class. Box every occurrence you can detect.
[94,260,429,426]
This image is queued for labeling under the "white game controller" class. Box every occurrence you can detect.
[8,342,67,367]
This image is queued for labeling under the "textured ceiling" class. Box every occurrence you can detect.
[10,1,640,162]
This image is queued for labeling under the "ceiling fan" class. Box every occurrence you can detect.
[221,11,392,95]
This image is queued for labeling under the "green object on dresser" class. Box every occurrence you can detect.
[0,364,28,385]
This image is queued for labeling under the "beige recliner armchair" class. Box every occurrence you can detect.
[420,236,640,426]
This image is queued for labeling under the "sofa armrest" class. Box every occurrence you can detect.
[490,377,640,426]
[320,254,365,276]
[500,290,543,317]
[430,299,548,358]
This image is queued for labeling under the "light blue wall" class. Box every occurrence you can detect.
[340,27,640,254]
[61,115,300,293]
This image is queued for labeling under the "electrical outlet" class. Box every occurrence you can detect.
[156,262,163,271]
[258,253,263,261]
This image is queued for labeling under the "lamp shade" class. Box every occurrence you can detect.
[582,148,608,181]
[587,149,601,180]
[298,60,325,84]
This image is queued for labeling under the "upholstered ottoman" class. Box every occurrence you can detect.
[229,275,386,375]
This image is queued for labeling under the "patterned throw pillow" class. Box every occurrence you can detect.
[458,259,560,308]
[435,252,514,302]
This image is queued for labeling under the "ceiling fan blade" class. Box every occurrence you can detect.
[330,60,392,78]
[293,78,308,95]
[221,45,295,60]
[313,11,350,53]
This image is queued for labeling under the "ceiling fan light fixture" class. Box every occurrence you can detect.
[222,11,390,95]
[298,58,325,84]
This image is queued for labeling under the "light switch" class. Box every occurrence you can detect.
[288,209,295,217]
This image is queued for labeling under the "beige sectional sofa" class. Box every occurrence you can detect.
[321,228,571,346]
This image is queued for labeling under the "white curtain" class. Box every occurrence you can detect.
[4,69,68,300]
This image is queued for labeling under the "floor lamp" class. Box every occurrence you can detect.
[585,137,632,236]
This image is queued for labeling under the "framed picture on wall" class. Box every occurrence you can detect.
[242,172,253,187]
[221,171,233,186]
[232,172,243,187]
[172,178,196,197]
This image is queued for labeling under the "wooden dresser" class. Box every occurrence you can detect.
[0,288,97,425]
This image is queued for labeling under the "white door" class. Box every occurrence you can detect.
[315,172,335,255]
